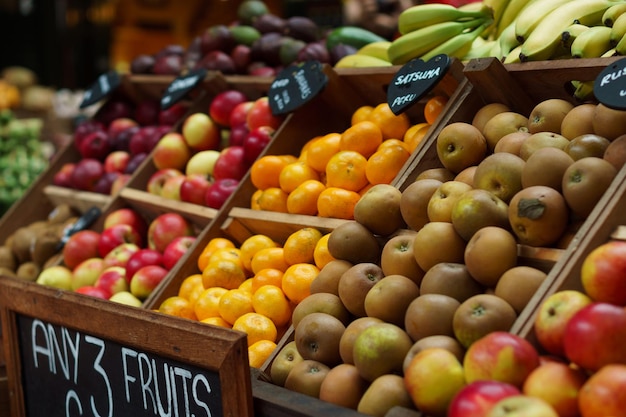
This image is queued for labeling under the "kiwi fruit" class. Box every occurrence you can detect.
[0,245,17,271]
[47,204,78,224]
[30,228,61,267]
[0,267,16,277]
[327,221,380,264]
[11,226,38,264]
[16,261,41,282]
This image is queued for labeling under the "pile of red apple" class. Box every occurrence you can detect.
[53,96,189,195]
[145,89,284,209]
[35,206,197,306]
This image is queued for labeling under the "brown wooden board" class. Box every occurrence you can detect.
[0,276,252,417]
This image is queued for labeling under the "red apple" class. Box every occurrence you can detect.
[578,364,626,417]
[53,162,76,188]
[70,158,105,191]
[129,125,170,156]
[98,224,143,258]
[111,173,131,195]
[209,89,248,127]
[107,117,139,139]
[180,174,212,205]
[75,285,110,300]
[204,178,239,209]
[486,395,559,417]
[229,100,254,128]
[74,119,105,150]
[134,100,160,126]
[522,361,587,417]
[146,168,184,196]
[448,380,521,417]
[227,123,249,147]
[563,302,626,371]
[185,149,220,178]
[243,125,274,164]
[93,172,121,195]
[125,248,163,284]
[230,44,252,74]
[102,242,140,269]
[212,146,249,181]
[79,129,112,161]
[95,99,134,126]
[147,212,194,253]
[248,65,277,77]
[160,175,185,200]
[94,266,128,298]
[62,230,101,270]
[158,102,187,126]
[181,112,221,151]
[71,257,105,290]
[124,152,148,174]
[580,240,626,306]
[533,290,593,357]
[103,208,148,237]
[152,132,192,171]
[463,331,541,389]
[109,125,140,153]
[104,150,131,173]
[129,265,169,300]
[162,235,196,270]
[246,96,283,130]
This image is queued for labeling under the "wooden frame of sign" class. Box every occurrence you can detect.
[0,277,253,417]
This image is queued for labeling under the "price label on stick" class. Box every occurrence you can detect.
[80,71,121,109]
[594,57,626,110]
[387,54,450,115]
[268,60,328,116]
[161,68,208,110]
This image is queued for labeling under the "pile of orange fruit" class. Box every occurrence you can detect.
[248,97,448,220]
[157,226,336,368]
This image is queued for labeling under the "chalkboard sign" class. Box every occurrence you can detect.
[80,71,122,109]
[161,68,208,110]
[0,277,253,417]
[387,54,450,115]
[594,57,626,110]
[268,61,328,116]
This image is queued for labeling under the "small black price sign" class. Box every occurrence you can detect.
[0,277,253,417]
[387,54,450,115]
[161,68,208,110]
[594,57,626,110]
[80,71,122,109]
[268,60,328,116]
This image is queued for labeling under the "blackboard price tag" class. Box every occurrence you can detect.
[387,54,450,115]
[161,68,208,110]
[268,60,328,116]
[594,57,626,110]
[80,71,121,109]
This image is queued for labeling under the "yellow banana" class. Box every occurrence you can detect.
[421,21,492,61]
[514,0,578,43]
[462,38,498,60]
[356,41,392,61]
[503,44,523,63]
[561,23,590,49]
[519,0,616,62]
[334,54,392,68]
[397,3,492,34]
[610,11,626,44]
[388,17,488,65]
[570,25,613,58]
[603,2,626,25]
[602,47,617,56]
[572,80,595,102]
[483,0,512,36]
[498,20,521,59]
[496,0,537,37]
[615,29,626,54]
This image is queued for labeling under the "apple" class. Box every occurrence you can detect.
[71,257,105,290]
[533,290,593,357]
[243,125,274,164]
[129,264,169,300]
[36,265,73,290]
[70,158,105,191]
[448,380,521,417]
[103,208,148,237]
[209,90,248,127]
[246,96,283,131]
[212,146,249,181]
[230,44,252,74]
[103,150,131,173]
[580,240,626,305]
[160,175,185,200]
[228,123,249,147]
[94,266,128,298]
[463,331,541,389]
[185,149,220,178]
[158,102,187,126]
[147,212,194,253]
[98,224,143,258]
[181,112,221,151]
[111,174,130,195]
[107,117,138,139]
[109,290,143,307]
[129,125,170,156]
[162,235,196,270]
[53,162,76,188]
[74,119,106,150]
[62,230,101,270]
[134,100,160,126]
[79,129,112,161]
[152,132,192,171]
[180,174,212,205]
[75,285,110,300]
[146,168,184,196]
[93,172,121,195]
[95,99,134,126]
[248,65,277,77]
[102,242,140,269]
[486,395,559,417]
[109,125,140,153]
[563,302,626,371]
[204,178,239,209]
[229,100,254,128]
[125,248,163,283]
[578,364,626,417]
[124,152,148,174]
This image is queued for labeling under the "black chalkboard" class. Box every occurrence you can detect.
[80,71,122,109]
[387,54,450,115]
[268,61,328,116]
[0,277,253,417]
[161,68,208,110]
[594,57,626,110]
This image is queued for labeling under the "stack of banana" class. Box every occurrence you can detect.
[334,0,626,68]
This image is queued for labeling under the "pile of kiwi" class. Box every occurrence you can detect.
[0,203,80,281]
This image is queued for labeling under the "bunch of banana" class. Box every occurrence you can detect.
[334,41,393,68]
[388,3,494,65]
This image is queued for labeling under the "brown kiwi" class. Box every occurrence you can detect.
[31,227,61,267]
[47,204,78,224]
[327,221,380,264]
[16,261,41,281]
[11,226,38,264]
[0,245,17,271]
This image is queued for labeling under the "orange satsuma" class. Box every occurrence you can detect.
[239,234,279,273]
[178,274,204,301]
[201,316,231,328]
[403,122,431,153]
[197,238,235,271]
[340,120,383,159]
[287,179,326,216]
[257,187,289,213]
[233,312,278,346]
[219,288,254,325]
[208,247,244,271]
[279,160,320,194]
[313,233,335,269]
[368,102,411,140]
[317,187,361,219]
[306,132,341,173]
[365,143,411,185]
[248,339,278,368]
[158,296,197,320]
[250,247,289,274]
[281,263,320,304]
[238,278,254,293]
[424,95,448,124]
[250,155,296,190]
[251,268,284,293]
[202,259,247,290]
[351,105,374,125]
[325,150,369,192]
[194,286,228,320]
[252,284,292,327]
[283,227,323,266]
[250,188,263,210]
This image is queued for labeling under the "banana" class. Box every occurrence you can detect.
[496,0,537,37]
[610,11,626,44]
[561,23,590,49]
[397,3,492,34]
[616,29,626,54]
[602,47,617,56]
[570,25,613,58]
[461,38,498,60]
[334,54,393,68]
[483,0,512,36]
[503,44,523,63]
[498,20,521,59]
[603,2,626,25]
[421,21,492,61]
[514,0,577,43]
[356,41,392,61]
[519,0,616,62]
[388,17,488,65]
[572,80,595,102]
